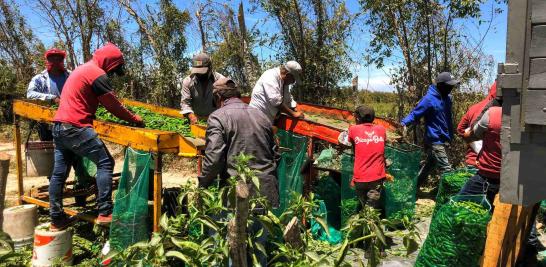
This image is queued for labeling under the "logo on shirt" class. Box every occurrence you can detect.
[354,131,384,145]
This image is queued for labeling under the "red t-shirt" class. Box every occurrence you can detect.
[349,123,386,182]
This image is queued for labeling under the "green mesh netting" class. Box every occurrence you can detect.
[340,152,358,226]
[110,148,152,251]
[415,195,492,267]
[275,129,308,216]
[314,175,341,229]
[383,143,422,220]
[310,200,343,245]
[432,168,475,218]
[73,156,96,188]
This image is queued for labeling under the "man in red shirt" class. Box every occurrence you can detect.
[339,106,387,211]
[456,82,496,167]
[50,43,144,231]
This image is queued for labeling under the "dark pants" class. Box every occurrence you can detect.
[417,144,452,187]
[459,173,540,248]
[50,123,114,223]
[37,123,53,141]
[355,179,384,211]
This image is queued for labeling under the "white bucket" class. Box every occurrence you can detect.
[32,224,73,267]
[2,204,38,248]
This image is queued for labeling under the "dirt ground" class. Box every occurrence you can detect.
[0,140,197,208]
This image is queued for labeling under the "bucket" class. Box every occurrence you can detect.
[26,141,55,177]
[2,204,38,248]
[32,223,73,267]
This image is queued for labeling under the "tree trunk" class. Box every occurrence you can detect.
[283,216,303,249]
[0,153,10,226]
[228,180,249,267]
[196,6,207,52]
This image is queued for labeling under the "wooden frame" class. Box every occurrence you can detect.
[12,99,205,232]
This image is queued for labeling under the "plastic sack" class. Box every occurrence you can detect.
[432,168,475,218]
[384,143,422,220]
[109,148,152,251]
[274,129,308,216]
[415,195,492,267]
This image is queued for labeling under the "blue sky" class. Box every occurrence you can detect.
[18,0,507,92]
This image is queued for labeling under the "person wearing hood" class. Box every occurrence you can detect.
[179,53,225,124]
[401,72,458,188]
[457,82,497,168]
[27,48,70,140]
[50,43,144,231]
[250,61,305,122]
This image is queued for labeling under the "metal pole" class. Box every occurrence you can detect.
[153,152,163,232]
[13,116,23,205]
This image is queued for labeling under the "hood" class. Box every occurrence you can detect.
[486,81,497,101]
[427,84,441,98]
[92,43,124,73]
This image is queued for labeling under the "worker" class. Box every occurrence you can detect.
[338,105,388,212]
[459,99,544,256]
[250,61,305,122]
[457,82,497,168]
[27,48,70,141]
[198,78,277,266]
[179,53,225,124]
[50,43,144,231]
[401,72,457,188]
[27,48,91,207]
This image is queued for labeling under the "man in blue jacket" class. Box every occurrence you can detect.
[401,72,458,187]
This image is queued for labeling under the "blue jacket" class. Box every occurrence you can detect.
[401,85,453,144]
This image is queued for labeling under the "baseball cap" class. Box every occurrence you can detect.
[436,72,460,86]
[212,77,237,94]
[355,105,375,122]
[191,53,212,75]
[284,61,302,84]
[44,48,66,59]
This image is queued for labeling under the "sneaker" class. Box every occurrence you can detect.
[50,216,78,232]
[97,214,112,225]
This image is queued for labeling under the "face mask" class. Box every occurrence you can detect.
[108,64,125,77]
[46,61,65,73]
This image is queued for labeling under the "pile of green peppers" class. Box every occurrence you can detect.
[432,170,474,217]
[415,200,491,267]
[95,106,195,137]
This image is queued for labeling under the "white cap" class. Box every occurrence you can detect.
[284,61,302,84]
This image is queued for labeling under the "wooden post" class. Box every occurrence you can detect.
[283,216,303,249]
[481,195,538,267]
[13,117,23,206]
[228,180,249,267]
[153,152,163,232]
[0,152,10,226]
[304,137,314,197]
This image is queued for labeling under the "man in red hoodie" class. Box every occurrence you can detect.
[456,82,497,167]
[50,43,143,231]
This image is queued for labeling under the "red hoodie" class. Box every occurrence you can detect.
[457,82,497,166]
[54,43,140,127]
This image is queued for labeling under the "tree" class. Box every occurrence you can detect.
[0,0,44,94]
[252,0,355,104]
[119,0,191,108]
[33,0,106,68]
[359,0,504,164]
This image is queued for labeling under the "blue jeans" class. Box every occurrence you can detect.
[417,144,452,187]
[459,173,540,248]
[50,123,114,223]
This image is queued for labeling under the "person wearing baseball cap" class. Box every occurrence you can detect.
[178,52,225,124]
[401,72,459,190]
[199,78,278,266]
[249,60,304,122]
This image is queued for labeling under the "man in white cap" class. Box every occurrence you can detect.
[179,53,225,124]
[250,61,305,122]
